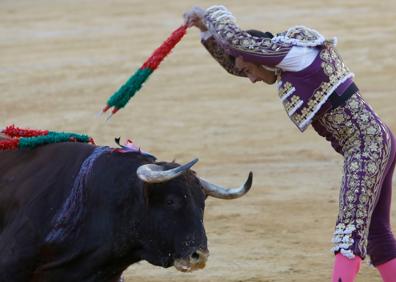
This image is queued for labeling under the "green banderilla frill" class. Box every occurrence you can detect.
[18,132,92,149]
[107,68,153,110]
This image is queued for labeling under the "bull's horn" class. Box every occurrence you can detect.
[137,158,199,183]
[199,172,253,199]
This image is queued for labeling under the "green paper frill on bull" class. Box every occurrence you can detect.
[0,125,95,151]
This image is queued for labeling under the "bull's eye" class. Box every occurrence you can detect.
[167,199,174,206]
[165,195,182,210]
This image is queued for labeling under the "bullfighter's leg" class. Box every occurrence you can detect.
[377,259,396,282]
[311,93,394,281]
[332,254,361,282]
[367,130,396,281]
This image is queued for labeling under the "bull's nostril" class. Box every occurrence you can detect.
[174,250,208,272]
[191,252,200,261]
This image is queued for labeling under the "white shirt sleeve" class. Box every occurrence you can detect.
[276,46,319,72]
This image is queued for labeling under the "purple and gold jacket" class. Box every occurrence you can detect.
[202,6,354,132]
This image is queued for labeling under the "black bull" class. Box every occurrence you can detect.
[0,142,252,281]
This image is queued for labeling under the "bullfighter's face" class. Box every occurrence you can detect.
[235,56,276,84]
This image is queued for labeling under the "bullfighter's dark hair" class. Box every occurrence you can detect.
[246,29,274,39]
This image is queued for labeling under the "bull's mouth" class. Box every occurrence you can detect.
[173,249,209,272]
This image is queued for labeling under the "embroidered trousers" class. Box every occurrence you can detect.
[312,92,396,265]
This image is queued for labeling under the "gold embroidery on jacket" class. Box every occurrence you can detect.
[204,7,290,56]
[202,37,246,77]
[277,26,323,44]
[278,82,295,100]
[291,46,352,128]
[283,95,302,115]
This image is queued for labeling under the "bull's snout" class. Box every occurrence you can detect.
[174,249,209,272]
[190,249,209,264]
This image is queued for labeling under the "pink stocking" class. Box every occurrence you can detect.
[377,258,396,282]
[332,253,361,282]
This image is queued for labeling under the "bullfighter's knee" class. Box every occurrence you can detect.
[367,230,396,266]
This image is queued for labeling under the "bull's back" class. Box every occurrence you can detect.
[0,142,95,234]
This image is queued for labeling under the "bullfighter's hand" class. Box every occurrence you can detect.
[183,7,208,32]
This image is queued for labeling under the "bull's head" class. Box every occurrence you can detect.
[135,159,252,272]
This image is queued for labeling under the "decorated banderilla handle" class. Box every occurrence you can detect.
[101,24,189,119]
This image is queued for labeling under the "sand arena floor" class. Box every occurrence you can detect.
[1,0,395,281]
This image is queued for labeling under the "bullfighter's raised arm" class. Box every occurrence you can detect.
[201,34,247,77]
[202,5,291,67]
[185,6,277,83]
